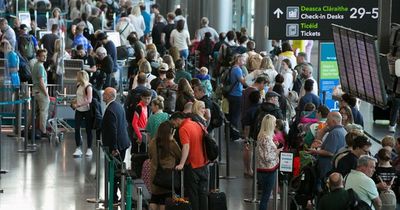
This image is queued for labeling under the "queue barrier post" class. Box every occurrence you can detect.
[219,121,237,180]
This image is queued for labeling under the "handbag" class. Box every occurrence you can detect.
[152,142,180,190]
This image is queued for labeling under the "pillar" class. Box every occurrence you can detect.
[254,0,271,52]
[201,0,232,34]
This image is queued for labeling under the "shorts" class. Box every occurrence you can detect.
[150,192,172,205]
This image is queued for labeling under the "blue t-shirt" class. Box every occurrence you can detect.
[142,11,151,35]
[7,51,19,69]
[229,65,244,96]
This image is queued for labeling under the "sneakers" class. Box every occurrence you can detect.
[389,124,396,133]
[85,148,93,157]
[73,148,83,157]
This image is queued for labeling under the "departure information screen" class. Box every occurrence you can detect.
[332,24,387,107]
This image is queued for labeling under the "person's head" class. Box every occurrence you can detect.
[301,63,313,79]
[151,96,164,113]
[141,90,152,106]
[166,70,175,81]
[169,112,187,128]
[183,102,193,113]
[155,121,175,157]
[327,112,342,127]
[304,79,314,93]
[281,42,292,52]
[341,93,357,108]
[352,135,372,157]
[19,24,29,34]
[378,148,391,164]
[193,84,206,100]
[281,59,292,70]
[139,60,152,74]
[192,100,206,119]
[0,39,12,52]
[75,24,84,35]
[218,32,226,41]
[175,59,185,70]
[249,90,261,105]
[36,49,47,62]
[158,63,169,76]
[131,5,141,16]
[162,54,175,70]
[103,87,117,103]
[382,135,395,148]
[328,172,344,191]
[304,103,316,112]
[178,78,194,95]
[339,105,354,126]
[96,47,107,60]
[260,56,275,70]
[254,76,268,91]
[0,18,8,30]
[190,78,202,89]
[357,155,377,177]
[226,30,235,41]
[265,91,280,106]
[150,3,160,14]
[81,12,89,22]
[52,7,61,18]
[247,40,256,51]
[275,119,285,132]
[137,72,147,85]
[275,74,284,84]
[396,137,400,153]
[127,31,139,44]
[238,35,248,45]
[258,114,277,139]
[167,12,176,22]
[139,2,146,10]
[248,54,262,71]
[345,129,364,149]
[51,24,59,33]
[175,8,183,16]
[317,105,330,119]
[176,19,185,32]
[296,52,307,65]
[234,54,246,66]
[76,70,90,86]
[288,91,299,104]
[200,17,209,27]
[199,67,208,76]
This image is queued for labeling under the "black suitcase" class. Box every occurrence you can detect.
[373,104,392,121]
[165,170,192,210]
[131,134,149,178]
[208,162,227,210]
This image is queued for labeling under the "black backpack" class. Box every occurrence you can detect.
[346,188,373,210]
[292,163,318,207]
[124,88,145,124]
[16,51,32,83]
[220,42,238,67]
[209,101,224,128]
[157,84,178,114]
[85,85,103,129]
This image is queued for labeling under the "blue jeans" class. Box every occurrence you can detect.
[258,170,277,210]
[390,97,400,126]
[180,49,189,60]
[74,110,93,148]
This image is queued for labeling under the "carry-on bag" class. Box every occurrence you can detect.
[165,170,191,210]
[208,162,227,210]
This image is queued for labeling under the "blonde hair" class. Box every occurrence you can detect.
[247,54,262,71]
[152,96,165,110]
[131,5,141,17]
[260,56,275,70]
[382,135,395,148]
[192,100,206,120]
[1,40,12,52]
[200,67,208,75]
[77,70,90,86]
[139,60,152,74]
[162,54,175,71]
[257,114,276,140]
[54,39,61,53]
[146,43,157,52]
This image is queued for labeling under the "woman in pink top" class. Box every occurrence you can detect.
[132,90,152,152]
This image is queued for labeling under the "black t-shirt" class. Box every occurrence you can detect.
[152,22,166,45]
[41,33,59,57]
[336,152,358,177]
[96,55,113,74]
[163,23,176,49]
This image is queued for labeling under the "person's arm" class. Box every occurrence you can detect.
[372,197,382,210]
[186,30,191,46]
[160,32,166,45]
[132,105,143,142]
[175,144,189,170]
[169,31,174,47]
[308,149,334,157]
[39,67,48,96]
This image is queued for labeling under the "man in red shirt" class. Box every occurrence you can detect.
[170,112,208,210]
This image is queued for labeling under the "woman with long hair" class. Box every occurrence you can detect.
[170,19,191,60]
[257,114,282,210]
[129,5,146,39]
[191,100,207,126]
[175,78,195,112]
[339,105,354,128]
[72,70,93,157]
[148,121,181,210]
[280,58,294,96]
[146,96,170,139]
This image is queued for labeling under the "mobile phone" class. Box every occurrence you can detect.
[278,143,284,149]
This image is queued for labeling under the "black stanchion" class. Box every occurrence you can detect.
[244,139,259,203]
[218,125,222,162]
[219,121,237,179]
[18,96,36,153]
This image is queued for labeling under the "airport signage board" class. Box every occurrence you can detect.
[269,0,379,40]
[319,42,340,111]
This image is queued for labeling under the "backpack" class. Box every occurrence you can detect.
[220,42,237,67]
[346,188,373,210]
[85,85,103,129]
[217,67,237,98]
[125,88,146,124]
[16,51,32,83]
[19,34,35,60]
[209,100,224,128]
[157,84,178,114]
[378,176,397,210]
[292,163,318,207]
[196,122,218,161]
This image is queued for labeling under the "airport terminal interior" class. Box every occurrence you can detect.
[0,0,400,210]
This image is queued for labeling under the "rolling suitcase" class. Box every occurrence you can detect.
[165,170,191,210]
[131,132,149,178]
[208,162,227,210]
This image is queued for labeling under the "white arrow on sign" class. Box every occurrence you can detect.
[273,8,284,19]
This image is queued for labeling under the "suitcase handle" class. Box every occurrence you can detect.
[137,187,143,210]
[172,169,184,198]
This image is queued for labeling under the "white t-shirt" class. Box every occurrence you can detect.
[129,14,145,38]
[196,26,219,42]
[76,85,90,112]
[170,29,190,51]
